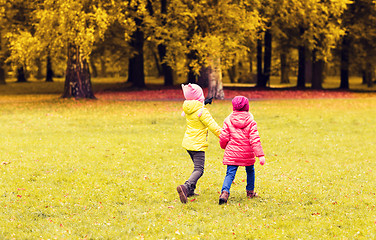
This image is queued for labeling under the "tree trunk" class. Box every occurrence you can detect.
[158,0,174,86]
[153,49,163,77]
[207,57,224,100]
[0,32,5,84]
[340,34,350,89]
[158,44,174,86]
[187,50,197,83]
[100,56,106,77]
[311,50,324,89]
[297,45,306,88]
[365,63,374,87]
[364,50,374,87]
[305,52,312,84]
[61,44,95,99]
[46,55,54,82]
[17,66,27,82]
[297,26,306,89]
[35,58,43,80]
[197,66,209,88]
[187,68,196,83]
[262,28,272,87]
[363,70,372,86]
[249,52,253,74]
[128,20,145,88]
[280,51,290,84]
[362,70,367,84]
[89,57,98,78]
[0,65,5,85]
[227,64,237,83]
[256,35,263,86]
[0,55,5,84]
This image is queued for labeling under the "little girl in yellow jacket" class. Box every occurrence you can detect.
[177,83,221,204]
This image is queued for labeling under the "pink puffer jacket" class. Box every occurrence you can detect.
[219,111,264,166]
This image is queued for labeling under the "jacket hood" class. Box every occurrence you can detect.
[229,111,254,129]
[183,100,204,115]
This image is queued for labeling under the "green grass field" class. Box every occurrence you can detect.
[0,79,375,239]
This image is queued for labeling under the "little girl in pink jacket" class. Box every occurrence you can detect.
[219,96,265,205]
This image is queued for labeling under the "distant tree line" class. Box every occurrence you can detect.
[0,0,375,99]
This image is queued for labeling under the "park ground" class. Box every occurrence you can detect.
[0,77,375,239]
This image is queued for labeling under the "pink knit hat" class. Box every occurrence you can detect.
[181,83,205,103]
[232,96,249,112]
[181,83,205,117]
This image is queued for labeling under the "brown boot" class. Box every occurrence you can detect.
[219,191,229,205]
[177,185,188,203]
[246,190,258,198]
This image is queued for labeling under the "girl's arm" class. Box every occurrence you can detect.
[219,120,230,149]
[249,121,264,157]
[200,108,221,138]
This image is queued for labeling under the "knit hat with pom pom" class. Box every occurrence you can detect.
[232,96,249,112]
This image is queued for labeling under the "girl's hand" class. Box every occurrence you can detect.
[259,156,265,165]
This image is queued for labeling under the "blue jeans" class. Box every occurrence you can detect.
[221,165,255,194]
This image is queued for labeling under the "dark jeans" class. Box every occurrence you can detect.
[221,165,255,194]
[184,150,205,195]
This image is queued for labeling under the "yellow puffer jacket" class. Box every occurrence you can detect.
[182,100,221,151]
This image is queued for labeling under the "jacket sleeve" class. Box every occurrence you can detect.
[200,108,221,138]
[219,120,230,149]
[249,121,264,157]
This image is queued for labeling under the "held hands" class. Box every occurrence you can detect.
[259,156,265,166]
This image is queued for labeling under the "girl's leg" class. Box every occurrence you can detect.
[221,165,238,194]
[184,150,205,195]
[245,165,255,191]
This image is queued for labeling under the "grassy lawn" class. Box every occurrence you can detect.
[0,80,375,239]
